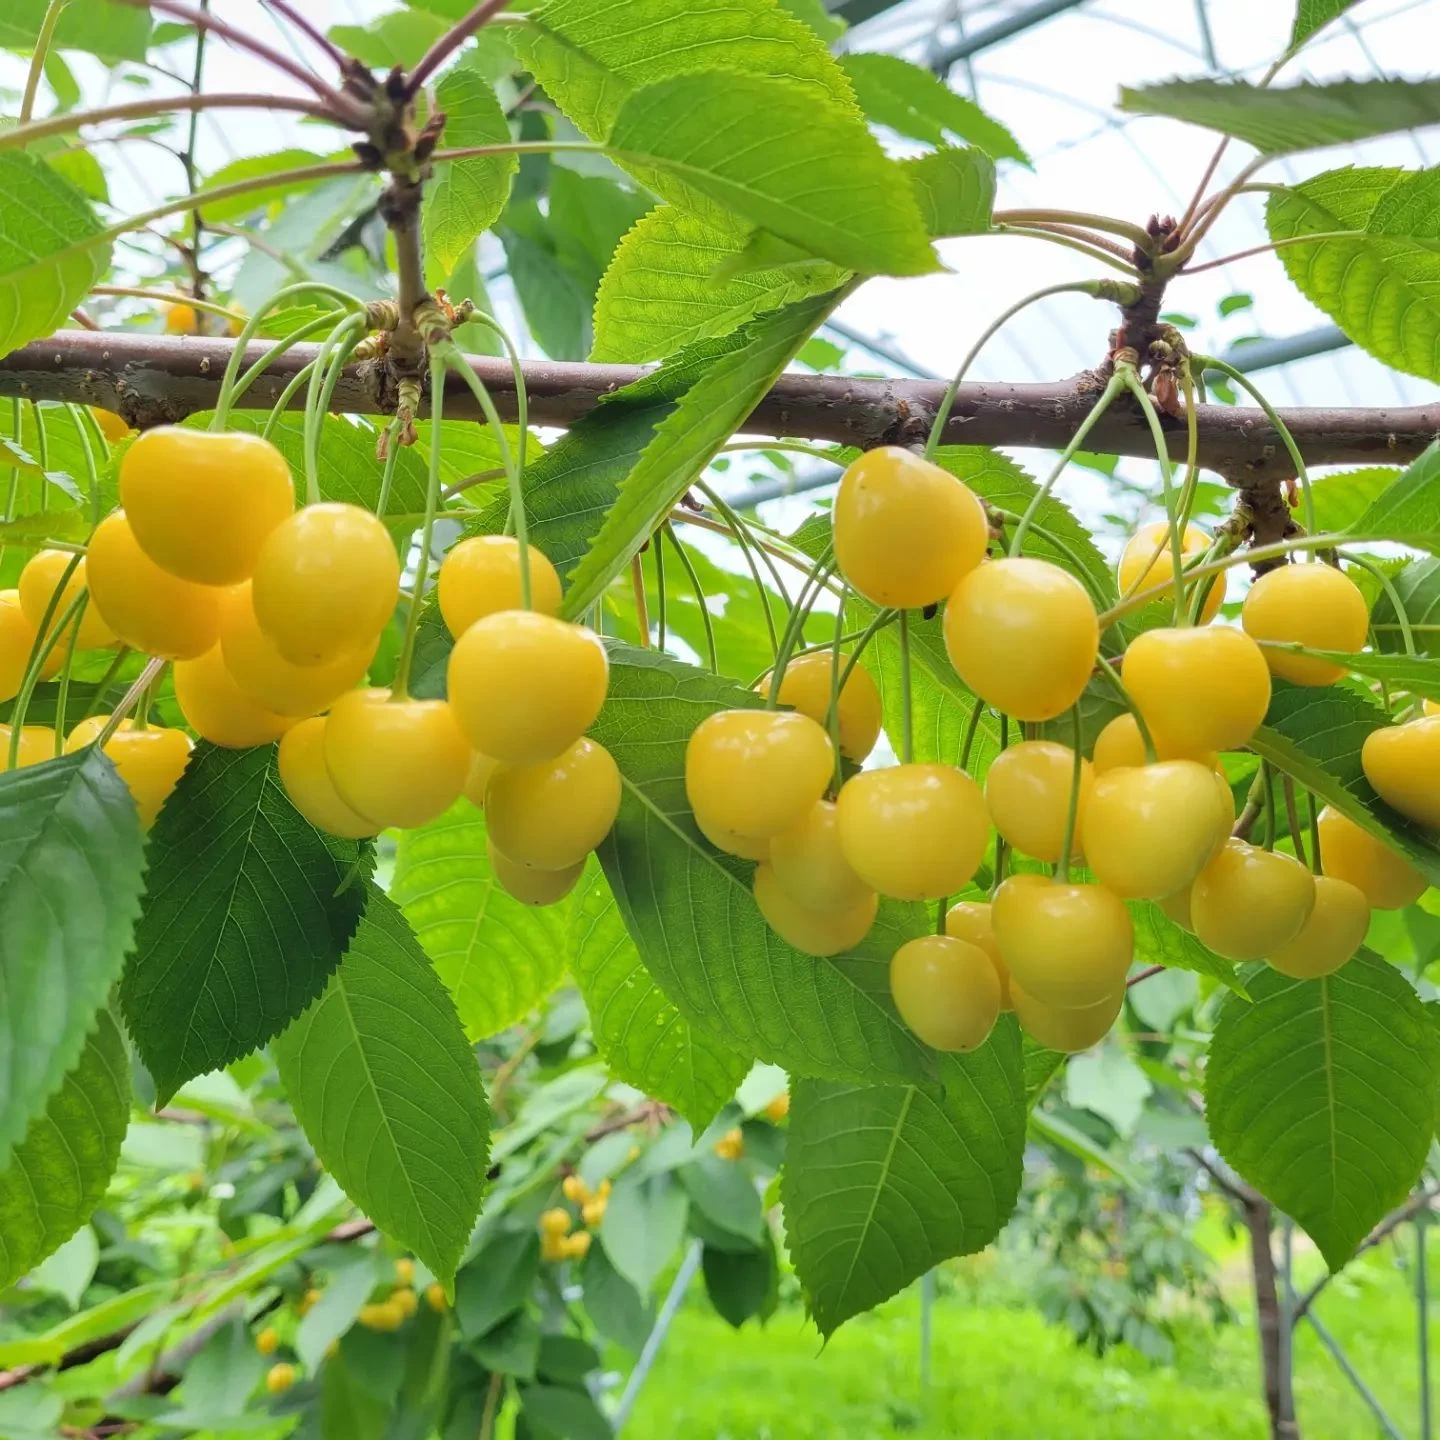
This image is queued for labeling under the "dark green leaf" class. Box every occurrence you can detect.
[904,148,997,238]
[427,68,517,273]
[0,0,150,62]
[702,1234,778,1328]
[472,1310,540,1379]
[520,1384,613,1440]
[679,1154,764,1246]
[599,1168,689,1295]
[500,221,595,361]
[456,1230,540,1339]
[536,1334,600,1385]
[1291,0,1363,47]
[0,749,142,1166]
[1373,556,1440,656]
[579,1243,653,1352]
[122,743,370,1105]
[273,889,490,1286]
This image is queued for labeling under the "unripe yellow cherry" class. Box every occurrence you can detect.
[770,799,873,911]
[943,558,1098,722]
[991,873,1132,1009]
[0,724,56,770]
[984,740,1091,863]
[1426,699,1440,717]
[696,813,771,862]
[685,709,833,841]
[323,689,470,830]
[1316,805,1427,910]
[425,1283,447,1313]
[1242,562,1368,686]
[1081,759,1225,900]
[1091,712,1217,773]
[448,610,609,765]
[835,763,989,901]
[890,935,1001,1051]
[945,899,1011,1009]
[485,738,621,871]
[265,1363,297,1395]
[165,302,199,334]
[89,406,131,444]
[1362,716,1440,830]
[1267,876,1369,979]
[438,535,563,636]
[463,751,500,808]
[18,549,116,651]
[1190,840,1315,961]
[0,591,42,702]
[251,503,400,666]
[1118,521,1225,624]
[1122,625,1272,756]
[1011,981,1124,1053]
[832,446,989,608]
[256,1327,280,1357]
[488,841,584,905]
[277,718,377,840]
[756,651,883,762]
[752,862,877,957]
[64,716,192,829]
[173,646,296,749]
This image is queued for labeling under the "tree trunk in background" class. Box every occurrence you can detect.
[1245,1195,1301,1440]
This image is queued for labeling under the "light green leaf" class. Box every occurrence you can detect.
[1373,555,1440,656]
[28,1225,99,1309]
[841,53,1028,162]
[330,11,448,68]
[1130,898,1240,989]
[1346,440,1440,548]
[570,871,751,1132]
[273,888,491,1286]
[200,150,337,224]
[390,801,570,1042]
[1120,78,1440,156]
[592,646,937,1086]
[562,288,840,616]
[1064,1044,1152,1137]
[605,73,938,277]
[0,151,108,362]
[1028,1108,1140,1188]
[500,220,595,361]
[1254,642,1440,700]
[775,0,846,41]
[904,147,997,238]
[0,1010,128,1291]
[1291,0,1363,48]
[426,68,517,274]
[120,744,371,1106]
[782,1021,1025,1337]
[1309,466,1403,533]
[600,1169,689,1294]
[580,1243,653,1351]
[679,1153,764,1245]
[0,750,142,1168]
[0,0,150,62]
[591,206,846,363]
[1206,950,1440,1270]
[456,1229,539,1338]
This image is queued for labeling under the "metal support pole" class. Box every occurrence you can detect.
[1421,1209,1432,1440]
[919,1269,934,1394]
[1279,1218,1296,1427]
[1302,1311,1407,1440]
[612,1241,704,1434]
[929,0,1092,74]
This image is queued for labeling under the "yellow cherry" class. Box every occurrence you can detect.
[832,446,989,608]
[488,841,584,905]
[0,723,57,770]
[323,689,470,830]
[984,740,1091,864]
[437,535,563,636]
[1081,759,1225,900]
[684,709,833,841]
[165,302,199,335]
[85,512,221,661]
[752,862,877,957]
[769,799,873,911]
[0,590,45,702]
[1122,625,1272,756]
[173,646,295,748]
[1011,981,1124,1054]
[485,738,621,871]
[463,751,500,808]
[448,610,609,766]
[1316,805,1427,909]
[256,1326,280,1357]
[64,716,192,828]
[890,934,1001,1051]
[120,427,294,585]
[991,873,1132,1008]
[265,1363,297,1395]
[18,549,115,651]
[89,406,131,444]
[1159,886,1193,931]
[835,763,989,901]
[1118,521,1225,624]
[1362,716,1440,830]
[1242,562,1369,686]
[1426,699,1440,717]
[251,503,400,666]
[945,899,1011,1009]
[695,813,771,862]
[943,558,1098,722]
[756,651,883,762]
[1190,840,1316,961]
[1091,712,1217,772]
[277,717,377,840]
[1268,876,1370,979]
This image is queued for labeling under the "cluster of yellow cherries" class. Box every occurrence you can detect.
[0,419,619,906]
[539,1174,612,1262]
[685,445,1433,1057]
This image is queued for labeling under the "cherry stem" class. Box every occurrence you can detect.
[990,226,1140,276]
[303,313,369,507]
[263,361,318,441]
[958,695,986,773]
[630,556,650,648]
[1179,230,1358,276]
[695,482,792,608]
[664,524,717,672]
[1345,553,1417,659]
[653,537,667,652]
[50,604,85,757]
[79,646,131,724]
[374,420,404,523]
[20,0,66,123]
[827,609,898,704]
[1282,775,1306,867]
[93,658,167,749]
[693,482,781,658]
[227,311,354,415]
[90,284,243,325]
[1260,762,1277,852]
[7,558,85,766]
[1094,653,1157,763]
[897,609,914,766]
[826,586,847,792]
[461,310,529,479]
[65,404,102,529]
[766,550,835,710]
[1056,705,1084,882]
[1118,364,1188,627]
[993,209,1154,249]
[407,0,514,96]
[1309,791,1323,876]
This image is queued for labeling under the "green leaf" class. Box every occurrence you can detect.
[580,1244,653,1351]
[904,148,997,238]
[500,220,595,361]
[1064,1045,1152,1137]
[840,53,1028,162]
[456,1229,539,1338]
[605,73,937,277]
[1206,950,1440,1270]
[593,645,937,1086]
[1345,440,1440,548]
[1291,0,1363,47]
[200,150,338,224]
[1373,556,1440,656]
[591,206,846,363]
[599,1169,690,1294]
[702,1235,778,1328]
[1254,643,1440,701]
[121,743,370,1105]
[775,0,846,41]
[273,889,490,1286]
[0,0,150,62]
[1250,681,1440,886]
[426,69,517,274]
[1267,169,1440,384]
[782,1021,1025,1337]
[570,872,750,1132]
[0,151,108,362]
[0,1009,128,1290]
[0,749,143,1168]
[1028,1108,1140,1188]
[562,289,840,616]
[1119,78,1440,156]
[1130,898,1240,989]
[520,1384,613,1440]
[330,11,448,68]
[390,802,570,1042]
[1309,466,1403,533]
[680,1154,764,1246]
[473,1311,541,1377]
[537,1334,600,1385]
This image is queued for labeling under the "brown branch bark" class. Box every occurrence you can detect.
[1243,1196,1302,1440]
[2,331,1435,477]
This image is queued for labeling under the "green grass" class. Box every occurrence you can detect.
[623,1229,1439,1439]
